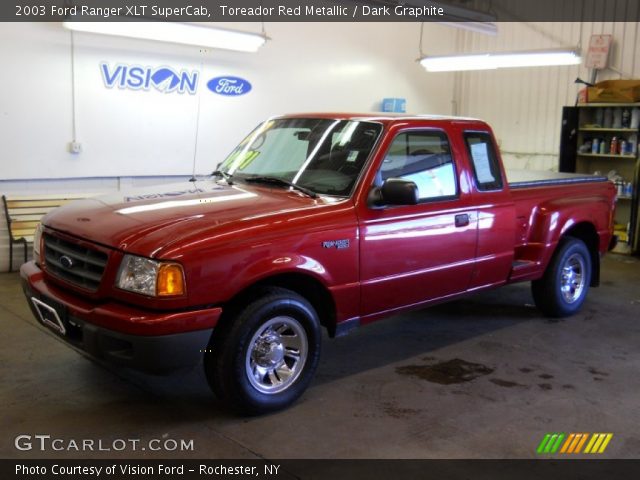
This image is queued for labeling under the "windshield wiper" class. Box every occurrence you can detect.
[243,176,318,198]
[211,170,234,185]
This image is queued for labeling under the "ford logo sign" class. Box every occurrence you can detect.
[207,76,252,96]
[59,255,74,269]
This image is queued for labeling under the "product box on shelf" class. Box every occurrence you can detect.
[585,80,640,103]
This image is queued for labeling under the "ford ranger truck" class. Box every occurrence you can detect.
[21,114,616,414]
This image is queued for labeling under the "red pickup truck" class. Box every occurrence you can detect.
[21,114,616,413]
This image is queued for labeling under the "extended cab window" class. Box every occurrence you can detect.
[464,132,503,191]
[378,131,457,201]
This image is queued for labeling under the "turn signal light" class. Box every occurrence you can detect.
[157,263,186,297]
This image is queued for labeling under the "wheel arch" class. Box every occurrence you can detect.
[560,221,600,287]
[217,272,338,337]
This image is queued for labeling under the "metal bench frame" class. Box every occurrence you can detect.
[2,194,89,273]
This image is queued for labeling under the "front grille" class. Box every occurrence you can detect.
[43,234,108,291]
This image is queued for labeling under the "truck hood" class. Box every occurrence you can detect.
[43,180,328,257]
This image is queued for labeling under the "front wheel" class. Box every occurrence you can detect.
[204,288,321,415]
[532,237,592,318]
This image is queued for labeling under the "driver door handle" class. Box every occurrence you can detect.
[455,213,470,227]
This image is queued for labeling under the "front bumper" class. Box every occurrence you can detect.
[20,261,222,373]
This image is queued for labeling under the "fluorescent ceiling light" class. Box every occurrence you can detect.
[63,22,267,53]
[438,22,498,36]
[421,48,582,72]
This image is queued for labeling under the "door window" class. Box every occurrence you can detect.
[378,131,457,201]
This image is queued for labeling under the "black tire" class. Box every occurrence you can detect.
[531,237,592,318]
[204,287,321,415]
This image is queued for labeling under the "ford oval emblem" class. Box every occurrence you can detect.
[59,255,74,269]
[207,76,252,96]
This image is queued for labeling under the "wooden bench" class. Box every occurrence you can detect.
[2,193,89,272]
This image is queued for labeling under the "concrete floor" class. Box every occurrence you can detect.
[1,254,639,459]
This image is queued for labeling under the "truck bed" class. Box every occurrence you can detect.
[507,169,608,189]
[506,167,615,282]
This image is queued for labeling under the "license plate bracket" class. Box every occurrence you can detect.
[31,296,67,336]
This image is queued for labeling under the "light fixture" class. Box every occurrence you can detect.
[62,21,267,53]
[437,22,498,36]
[420,48,582,72]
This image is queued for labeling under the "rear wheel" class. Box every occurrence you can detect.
[204,288,321,415]
[532,237,592,318]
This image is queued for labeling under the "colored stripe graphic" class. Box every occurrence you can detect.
[575,433,589,453]
[584,433,613,454]
[538,433,613,454]
[550,433,565,453]
[567,433,581,453]
[537,434,552,454]
[565,433,587,453]
[537,433,565,454]
[560,433,575,453]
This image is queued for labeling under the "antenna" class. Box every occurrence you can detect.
[190,49,206,182]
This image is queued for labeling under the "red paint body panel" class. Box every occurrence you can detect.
[508,182,615,280]
[20,114,616,344]
[21,262,221,336]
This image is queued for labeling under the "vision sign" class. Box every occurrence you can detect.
[100,63,199,94]
[99,63,252,97]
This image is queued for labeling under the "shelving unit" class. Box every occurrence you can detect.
[559,103,640,254]
[577,153,636,159]
[579,128,637,133]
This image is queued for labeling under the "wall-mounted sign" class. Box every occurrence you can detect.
[207,76,252,96]
[100,63,199,94]
[585,35,612,70]
[100,63,252,97]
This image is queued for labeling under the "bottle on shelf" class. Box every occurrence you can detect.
[604,107,613,128]
[624,182,633,197]
[595,108,604,127]
[600,139,607,154]
[614,179,624,197]
[610,136,618,155]
[613,108,622,129]
[621,108,631,128]
[631,108,640,129]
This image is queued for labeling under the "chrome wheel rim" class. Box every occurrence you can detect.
[245,316,308,395]
[560,253,586,304]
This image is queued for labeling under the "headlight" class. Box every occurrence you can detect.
[116,254,185,297]
[33,223,43,264]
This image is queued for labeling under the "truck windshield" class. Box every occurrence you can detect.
[217,118,382,197]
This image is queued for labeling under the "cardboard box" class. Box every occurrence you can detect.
[577,88,588,104]
[587,80,640,103]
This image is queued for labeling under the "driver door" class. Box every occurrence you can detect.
[358,129,478,318]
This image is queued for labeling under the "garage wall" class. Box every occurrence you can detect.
[0,21,458,271]
[455,20,640,170]
[0,22,456,181]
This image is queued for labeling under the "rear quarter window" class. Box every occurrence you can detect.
[464,132,503,191]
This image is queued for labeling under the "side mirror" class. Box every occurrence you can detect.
[369,178,419,206]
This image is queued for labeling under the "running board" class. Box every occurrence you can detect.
[510,260,540,280]
[512,260,535,269]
